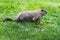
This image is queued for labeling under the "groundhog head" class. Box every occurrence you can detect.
[40,9,47,16]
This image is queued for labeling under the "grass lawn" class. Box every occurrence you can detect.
[0,0,60,40]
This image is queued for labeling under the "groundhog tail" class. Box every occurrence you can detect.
[3,18,13,22]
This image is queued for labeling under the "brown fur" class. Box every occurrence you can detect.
[3,9,47,22]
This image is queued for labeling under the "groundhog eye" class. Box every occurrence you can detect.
[41,10,44,11]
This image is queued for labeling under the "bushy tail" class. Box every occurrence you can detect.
[3,18,13,22]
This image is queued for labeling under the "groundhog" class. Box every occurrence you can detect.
[3,9,47,22]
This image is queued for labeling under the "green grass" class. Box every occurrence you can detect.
[0,0,60,40]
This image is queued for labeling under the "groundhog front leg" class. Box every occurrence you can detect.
[32,17,40,24]
[32,17,36,22]
[32,17,40,28]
